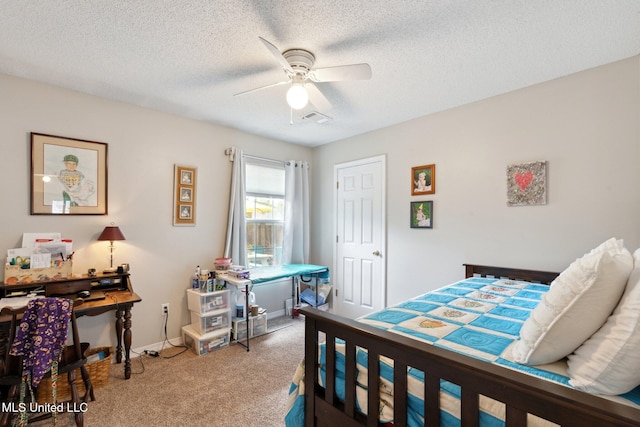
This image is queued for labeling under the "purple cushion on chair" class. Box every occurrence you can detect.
[9,297,73,386]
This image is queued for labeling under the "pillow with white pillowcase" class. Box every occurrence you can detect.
[512,238,633,365]
[567,248,640,394]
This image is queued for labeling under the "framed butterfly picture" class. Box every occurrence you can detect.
[506,161,547,206]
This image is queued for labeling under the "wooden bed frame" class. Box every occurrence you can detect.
[301,264,640,427]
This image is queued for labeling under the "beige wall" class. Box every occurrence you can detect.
[0,73,312,349]
[312,56,640,305]
[1,56,638,348]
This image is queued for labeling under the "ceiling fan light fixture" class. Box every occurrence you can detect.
[286,83,309,110]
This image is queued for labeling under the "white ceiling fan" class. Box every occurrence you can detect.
[234,37,372,114]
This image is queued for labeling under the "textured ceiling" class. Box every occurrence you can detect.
[1,1,639,147]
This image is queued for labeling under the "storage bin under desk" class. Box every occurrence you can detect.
[232,313,267,341]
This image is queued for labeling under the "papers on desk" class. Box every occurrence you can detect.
[21,233,61,248]
[6,232,73,267]
[31,253,52,269]
[7,247,32,263]
[0,295,43,310]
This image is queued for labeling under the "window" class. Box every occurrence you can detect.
[245,161,285,267]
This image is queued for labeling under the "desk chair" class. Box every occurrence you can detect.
[0,298,94,427]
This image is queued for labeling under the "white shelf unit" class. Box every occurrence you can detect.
[184,288,231,355]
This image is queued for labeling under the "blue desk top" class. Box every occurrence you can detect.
[248,264,328,284]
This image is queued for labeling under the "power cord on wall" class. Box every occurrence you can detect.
[131,309,188,375]
[156,309,188,358]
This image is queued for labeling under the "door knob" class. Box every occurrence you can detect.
[372,250,381,256]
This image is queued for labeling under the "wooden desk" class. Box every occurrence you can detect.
[0,273,142,379]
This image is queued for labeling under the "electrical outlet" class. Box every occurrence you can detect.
[162,303,169,316]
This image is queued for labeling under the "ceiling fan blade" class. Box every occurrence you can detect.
[258,36,293,73]
[310,63,372,82]
[306,83,332,112]
[233,80,288,96]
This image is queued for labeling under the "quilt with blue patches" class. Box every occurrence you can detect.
[284,277,640,426]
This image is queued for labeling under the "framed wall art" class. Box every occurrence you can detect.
[507,161,547,206]
[410,201,433,229]
[173,164,197,226]
[411,164,435,195]
[30,132,108,215]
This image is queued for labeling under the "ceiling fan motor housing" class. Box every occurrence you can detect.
[283,49,315,76]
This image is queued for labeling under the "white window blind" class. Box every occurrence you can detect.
[245,163,285,196]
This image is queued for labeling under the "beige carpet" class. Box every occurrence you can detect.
[32,316,305,427]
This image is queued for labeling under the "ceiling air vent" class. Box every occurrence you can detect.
[302,111,332,124]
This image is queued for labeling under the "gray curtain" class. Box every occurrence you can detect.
[282,160,310,264]
[224,148,247,267]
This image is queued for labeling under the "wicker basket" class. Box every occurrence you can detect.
[37,346,113,404]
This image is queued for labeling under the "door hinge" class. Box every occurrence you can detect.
[335,289,338,297]
[336,181,339,189]
[336,235,338,243]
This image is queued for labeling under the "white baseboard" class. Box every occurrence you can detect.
[268,308,285,318]
[133,337,183,356]
[133,310,284,356]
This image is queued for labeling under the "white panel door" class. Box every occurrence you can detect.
[334,155,386,318]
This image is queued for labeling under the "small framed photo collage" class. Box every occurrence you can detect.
[173,165,197,226]
[410,164,435,229]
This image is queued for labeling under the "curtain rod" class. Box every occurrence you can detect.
[242,153,288,166]
[224,147,298,166]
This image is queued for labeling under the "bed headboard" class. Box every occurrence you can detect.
[464,263,559,285]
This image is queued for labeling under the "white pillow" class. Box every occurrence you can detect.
[512,238,633,365]
[567,248,640,394]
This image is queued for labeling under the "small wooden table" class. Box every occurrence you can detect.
[0,273,142,379]
[221,264,328,351]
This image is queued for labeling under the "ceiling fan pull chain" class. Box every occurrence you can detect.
[290,107,293,126]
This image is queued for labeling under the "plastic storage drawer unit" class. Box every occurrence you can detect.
[187,289,230,314]
[190,307,230,335]
[232,317,252,342]
[182,325,230,356]
[232,313,267,341]
[252,313,267,337]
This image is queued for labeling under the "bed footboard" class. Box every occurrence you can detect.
[302,265,640,427]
